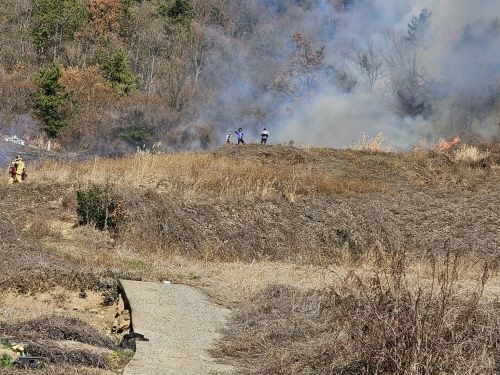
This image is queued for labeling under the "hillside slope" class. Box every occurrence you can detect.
[6,144,498,263]
[1,144,499,373]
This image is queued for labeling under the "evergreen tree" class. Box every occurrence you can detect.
[406,8,431,43]
[159,0,195,26]
[32,0,88,59]
[33,64,69,138]
[119,0,139,40]
[96,49,137,94]
[341,0,354,12]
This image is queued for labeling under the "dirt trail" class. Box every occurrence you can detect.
[120,280,234,375]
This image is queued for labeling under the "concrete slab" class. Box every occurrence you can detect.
[120,280,233,375]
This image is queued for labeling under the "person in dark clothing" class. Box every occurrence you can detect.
[235,128,244,144]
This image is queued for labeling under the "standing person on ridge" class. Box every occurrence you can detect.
[235,128,244,145]
[261,128,269,144]
[226,132,232,144]
[8,154,26,185]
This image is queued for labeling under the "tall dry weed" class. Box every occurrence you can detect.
[215,251,500,374]
[454,144,490,162]
[349,132,392,153]
[30,153,380,199]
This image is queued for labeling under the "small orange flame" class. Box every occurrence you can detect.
[438,136,461,151]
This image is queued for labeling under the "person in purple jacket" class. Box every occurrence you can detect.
[235,128,245,144]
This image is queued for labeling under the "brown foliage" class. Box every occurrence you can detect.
[88,0,121,37]
[59,66,115,149]
[0,72,37,134]
[272,33,325,100]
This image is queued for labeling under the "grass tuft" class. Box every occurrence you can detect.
[454,144,490,163]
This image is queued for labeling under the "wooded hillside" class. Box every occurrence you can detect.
[0,0,499,152]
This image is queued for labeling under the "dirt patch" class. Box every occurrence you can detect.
[0,289,115,332]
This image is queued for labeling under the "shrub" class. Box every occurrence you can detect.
[0,355,14,368]
[160,0,195,26]
[215,252,500,374]
[95,49,137,94]
[120,126,151,146]
[76,185,123,231]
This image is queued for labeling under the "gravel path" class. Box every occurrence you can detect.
[120,280,234,375]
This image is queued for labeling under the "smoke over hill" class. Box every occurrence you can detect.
[201,0,500,147]
[0,0,498,151]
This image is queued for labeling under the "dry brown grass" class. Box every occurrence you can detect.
[348,132,392,153]
[3,145,500,375]
[215,252,500,374]
[0,316,114,349]
[30,153,381,199]
[0,365,106,374]
[454,144,490,162]
[17,341,110,369]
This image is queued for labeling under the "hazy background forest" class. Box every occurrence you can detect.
[0,0,499,153]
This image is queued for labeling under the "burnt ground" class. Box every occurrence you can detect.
[0,141,48,167]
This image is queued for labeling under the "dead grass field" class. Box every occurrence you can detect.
[215,264,500,374]
[1,144,500,373]
[30,151,382,200]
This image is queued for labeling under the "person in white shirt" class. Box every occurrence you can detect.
[261,128,269,144]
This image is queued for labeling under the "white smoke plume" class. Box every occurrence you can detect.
[203,0,500,147]
[275,0,500,147]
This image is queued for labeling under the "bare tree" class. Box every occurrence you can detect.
[272,33,325,101]
[347,39,385,91]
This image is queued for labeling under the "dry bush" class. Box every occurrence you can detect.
[0,365,103,374]
[454,144,490,163]
[349,133,392,153]
[28,217,55,240]
[215,252,500,374]
[21,341,109,369]
[31,153,381,199]
[0,316,114,349]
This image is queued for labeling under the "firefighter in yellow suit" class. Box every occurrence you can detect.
[8,154,25,185]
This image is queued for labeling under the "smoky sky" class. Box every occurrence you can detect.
[202,0,500,147]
